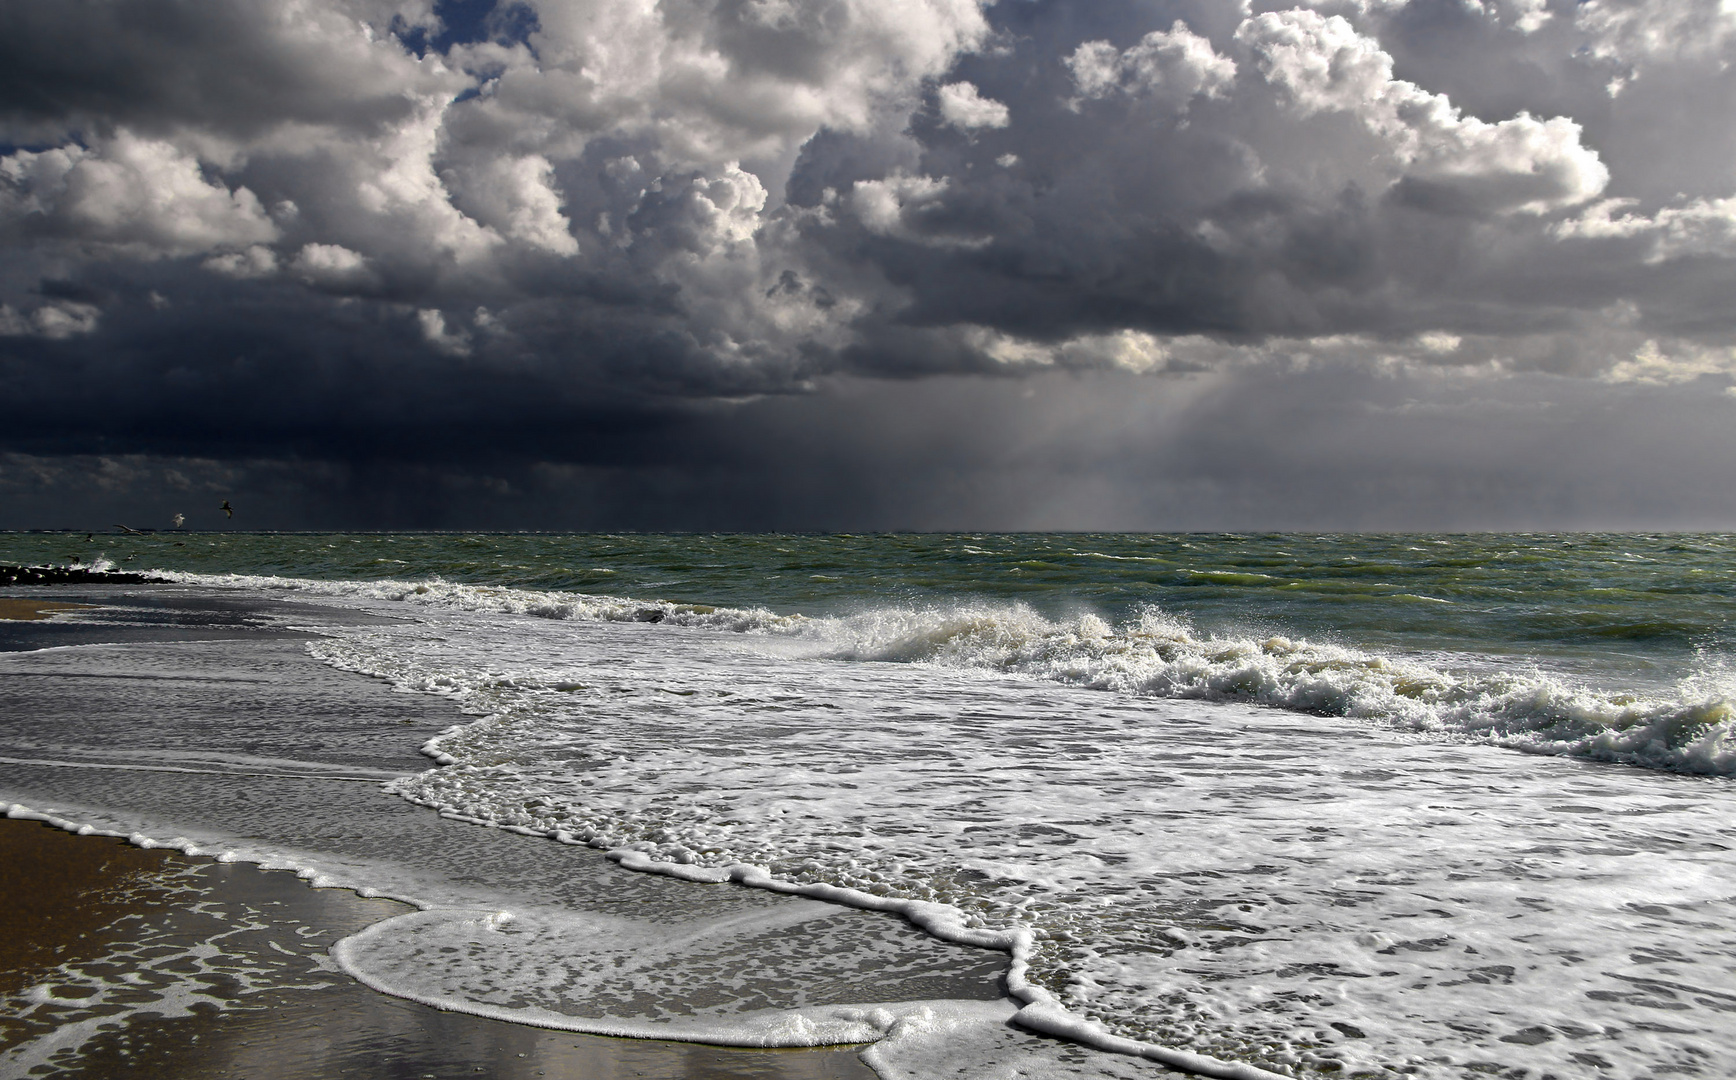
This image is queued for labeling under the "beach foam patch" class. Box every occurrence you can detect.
[330,904,997,1047]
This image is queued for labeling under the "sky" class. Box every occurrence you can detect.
[3,0,1736,532]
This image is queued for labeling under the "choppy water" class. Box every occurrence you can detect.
[4,532,1736,1078]
[9,530,1736,679]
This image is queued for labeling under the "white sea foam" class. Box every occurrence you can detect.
[152,568,1736,776]
[331,903,995,1049]
[809,603,1736,775]
[14,576,1736,1077]
[3,802,1098,1080]
[287,598,1736,1078]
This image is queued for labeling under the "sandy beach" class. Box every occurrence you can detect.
[0,599,94,622]
[0,581,1008,1079]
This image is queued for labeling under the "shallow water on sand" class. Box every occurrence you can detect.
[0,818,878,1080]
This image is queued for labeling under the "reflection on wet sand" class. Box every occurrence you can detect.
[0,819,872,1080]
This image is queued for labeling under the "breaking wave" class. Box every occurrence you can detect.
[816,603,1736,775]
[155,569,1736,775]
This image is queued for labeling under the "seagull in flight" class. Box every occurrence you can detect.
[173,512,184,529]
[220,500,233,519]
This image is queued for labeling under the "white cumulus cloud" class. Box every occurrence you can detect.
[293,242,372,286]
[1237,10,1608,214]
[0,131,277,256]
[937,81,1009,129]
[417,308,473,356]
[1556,196,1736,262]
[1067,21,1237,108]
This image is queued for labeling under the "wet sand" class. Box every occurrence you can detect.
[0,598,93,622]
[0,816,874,1079]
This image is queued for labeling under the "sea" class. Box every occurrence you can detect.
[3,531,1735,1079]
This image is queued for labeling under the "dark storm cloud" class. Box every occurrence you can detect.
[12,367,1736,532]
[792,2,1631,351]
[0,0,454,144]
[3,0,1736,528]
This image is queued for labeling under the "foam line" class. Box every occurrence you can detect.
[3,803,1068,1072]
[328,910,964,1049]
[0,756,401,783]
[423,808,1289,1075]
[4,801,430,906]
[0,670,280,683]
[605,846,1291,1080]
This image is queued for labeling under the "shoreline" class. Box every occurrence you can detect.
[0,814,875,1079]
[0,584,1011,1079]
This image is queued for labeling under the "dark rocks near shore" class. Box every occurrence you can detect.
[0,564,163,585]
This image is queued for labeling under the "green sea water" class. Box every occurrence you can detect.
[4,531,1733,690]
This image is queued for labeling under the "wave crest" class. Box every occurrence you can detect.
[150,569,800,632]
[824,603,1736,773]
[157,569,1736,774]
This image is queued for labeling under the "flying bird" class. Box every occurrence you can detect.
[173,512,184,529]
[220,500,233,519]
[114,524,142,535]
